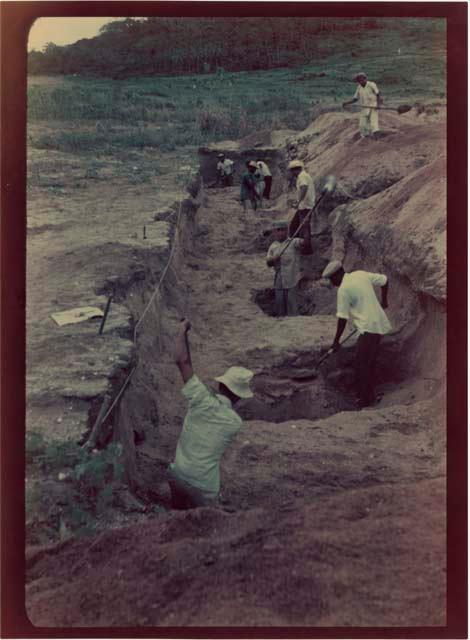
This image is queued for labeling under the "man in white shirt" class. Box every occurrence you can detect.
[322,260,391,407]
[266,220,305,316]
[169,319,254,509]
[343,72,382,139]
[256,158,272,199]
[216,153,234,187]
[287,160,315,254]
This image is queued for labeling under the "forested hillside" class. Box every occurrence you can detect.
[28,17,445,78]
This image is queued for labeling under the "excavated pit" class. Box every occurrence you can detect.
[252,278,337,317]
[238,366,357,423]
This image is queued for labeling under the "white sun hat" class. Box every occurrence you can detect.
[215,366,254,399]
[288,160,304,170]
[354,72,367,81]
[322,260,343,278]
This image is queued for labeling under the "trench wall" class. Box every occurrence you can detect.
[111,182,205,491]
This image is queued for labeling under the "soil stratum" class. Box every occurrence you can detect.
[25,97,446,626]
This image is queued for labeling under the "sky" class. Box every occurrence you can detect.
[28,17,125,51]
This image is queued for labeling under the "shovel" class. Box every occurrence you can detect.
[344,103,413,115]
[289,329,358,382]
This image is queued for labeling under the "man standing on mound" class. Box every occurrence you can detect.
[168,319,254,509]
[323,261,391,407]
[343,72,382,139]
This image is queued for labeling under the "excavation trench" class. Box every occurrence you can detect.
[104,142,445,511]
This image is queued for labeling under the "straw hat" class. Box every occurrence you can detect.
[215,366,254,399]
[288,160,304,170]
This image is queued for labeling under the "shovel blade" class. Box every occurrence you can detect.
[397,104,413,114]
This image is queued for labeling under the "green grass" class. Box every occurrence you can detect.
[28,19,445,154]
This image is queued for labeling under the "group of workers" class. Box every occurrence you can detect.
[167,71,390,511]
[217,153,273,211]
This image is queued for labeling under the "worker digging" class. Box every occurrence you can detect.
[256,158,273,200]
[216,153,234,187]
[240,160,262,211]
[168,318,254,510]
[322,260,391,408]
[343,71,382,139]
[266,220,305,317]
[287,160,315,254]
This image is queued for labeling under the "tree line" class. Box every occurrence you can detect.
[28,17,390,77]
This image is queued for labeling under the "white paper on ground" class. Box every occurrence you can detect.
[51,306,104,327]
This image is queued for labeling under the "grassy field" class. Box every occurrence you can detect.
[28,19,445,154]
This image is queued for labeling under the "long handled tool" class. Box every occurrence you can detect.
[290,329,358,381]
[344,103,413,115]
[275,175,337,260]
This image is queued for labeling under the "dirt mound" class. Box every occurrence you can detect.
[27,477,444,627]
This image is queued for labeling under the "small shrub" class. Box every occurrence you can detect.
[26,431,125,537]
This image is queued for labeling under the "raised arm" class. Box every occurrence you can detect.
[174,319,193,383]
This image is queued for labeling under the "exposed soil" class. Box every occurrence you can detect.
[26,109,446,627]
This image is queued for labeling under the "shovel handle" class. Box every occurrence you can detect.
[316,329,357,368]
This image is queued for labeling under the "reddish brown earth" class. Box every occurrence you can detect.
[26,108,446,627]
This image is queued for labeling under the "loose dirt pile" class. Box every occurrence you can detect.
[26,107,446,627]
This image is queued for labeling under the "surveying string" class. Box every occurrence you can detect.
[96,187,187,431]
[133,197,184,344]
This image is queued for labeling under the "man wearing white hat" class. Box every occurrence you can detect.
[288,160,315,254]
[343,72,382,138]
[168,319,254,509]
[322,261,391,407]
[266,220,305,316]
[216,153,234,187]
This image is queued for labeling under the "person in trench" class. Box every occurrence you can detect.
[216,153,234,187]
[168,319,254,509]
[322,260,391,407]
[240,160,261,211]
[287,160,315,255]
[266,220,305,317]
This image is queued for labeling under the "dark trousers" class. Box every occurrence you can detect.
[355,332,382,404]
[168,469,218,510]
[263,176,272,199]
[274,287,298,316]
[288,209,313,255]
[223,174,233,187]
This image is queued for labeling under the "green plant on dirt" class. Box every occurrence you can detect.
[26,430,125,537]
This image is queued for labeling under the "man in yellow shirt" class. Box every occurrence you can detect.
[168,319,254,509]
[323,260,391,407]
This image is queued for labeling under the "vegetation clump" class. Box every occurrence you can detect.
[26,431,125,540]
